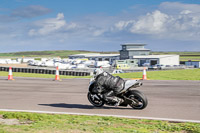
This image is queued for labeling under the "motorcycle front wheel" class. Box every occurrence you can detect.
[127,90,148,109]
[87,92,104,107]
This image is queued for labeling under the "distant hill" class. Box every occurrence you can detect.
[0,50,118,58]
[0,50,200,61]
[151,51,200,61]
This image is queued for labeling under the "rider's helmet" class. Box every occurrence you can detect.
[93,68,104,77]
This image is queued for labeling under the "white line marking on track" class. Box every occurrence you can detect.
[0,109,199,123]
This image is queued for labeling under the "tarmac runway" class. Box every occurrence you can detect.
[0,77,199,122]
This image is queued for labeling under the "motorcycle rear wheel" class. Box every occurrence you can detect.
[127,90,148,109]
[87,92,104,107]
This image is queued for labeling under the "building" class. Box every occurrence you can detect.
[185,61,200,68]
[69,43,180,67]
[115,59,138,69]
[133,55,180,66]
[68,53,120,64]
[120,43,151,60]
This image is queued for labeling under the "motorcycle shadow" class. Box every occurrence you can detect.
[38,103,131,110]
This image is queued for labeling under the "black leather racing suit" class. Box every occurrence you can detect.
[95,72,124,104]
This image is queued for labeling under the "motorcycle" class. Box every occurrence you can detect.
[87,77,148,109]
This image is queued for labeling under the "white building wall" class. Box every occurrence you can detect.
[159,55,179,66]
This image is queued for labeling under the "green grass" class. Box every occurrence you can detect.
[1,69,200,80]
[151,51,200,55]
[0,111,199,133]
[180,56,200,61]
[151,51,200,61]
[114,69,200,80]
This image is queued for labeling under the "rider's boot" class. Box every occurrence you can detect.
[113,97,124,106]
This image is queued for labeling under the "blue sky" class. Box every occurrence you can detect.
[0,0,200,52]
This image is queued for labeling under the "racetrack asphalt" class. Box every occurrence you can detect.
[0,76,199,122]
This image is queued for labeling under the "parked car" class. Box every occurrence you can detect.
[112,69,124,74]
[148,64,165,70]
[148,65,157,69]
[142,63,150,67]
[156,64,165,69]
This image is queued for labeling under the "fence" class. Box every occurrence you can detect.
[0,67,90,76]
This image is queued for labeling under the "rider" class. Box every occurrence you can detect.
[93,68,124,106]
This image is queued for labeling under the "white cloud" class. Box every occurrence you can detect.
[56,13,64,19]
[64,23,77,30]
[28,29,36,36]
[113,2,200,41]
[28,12,109,38]
[93,29,105,36]
[180,10,192,15]
[114,10,169,34]
[130,10,169,34]
[114,20,134,31]
[159,2,200,14]
[29,13,77,36]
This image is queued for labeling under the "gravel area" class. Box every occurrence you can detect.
[0,118,20,125]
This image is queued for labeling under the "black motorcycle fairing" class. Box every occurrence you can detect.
[89,81,101,94]
[89,81,95,93]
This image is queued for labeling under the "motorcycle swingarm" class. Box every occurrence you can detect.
[124,97,135,105]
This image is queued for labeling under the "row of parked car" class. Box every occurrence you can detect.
[28,58,111,69]
[0,59,21,64]
[146,64,186,70]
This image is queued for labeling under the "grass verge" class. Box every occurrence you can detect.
[0,69,200,80]
[114,69,200,80]
[0,111,200,133]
